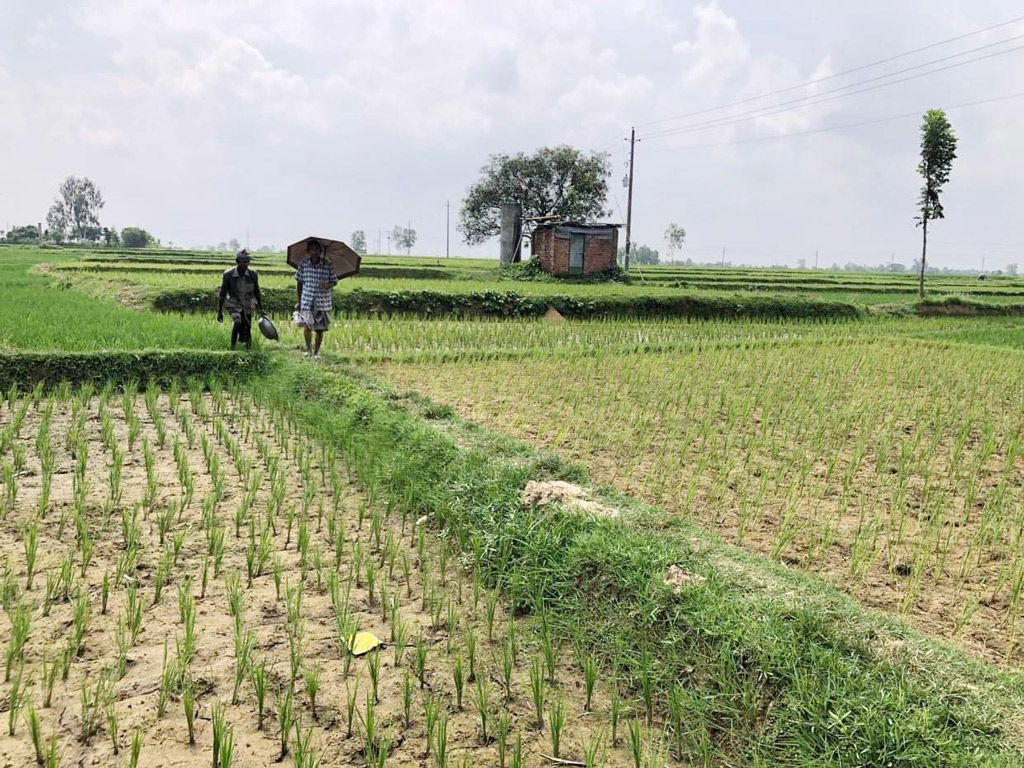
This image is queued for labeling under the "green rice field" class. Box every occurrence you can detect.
[0,243,1022,767]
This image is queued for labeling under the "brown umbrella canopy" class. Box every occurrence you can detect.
[287,237,361,281]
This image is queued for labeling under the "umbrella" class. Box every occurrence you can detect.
[287,236,361,281]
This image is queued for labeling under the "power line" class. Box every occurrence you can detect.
[641,91,1024,152]
[643,41,1024,142]
[641,37,1024,140]
[638,14,1024,129]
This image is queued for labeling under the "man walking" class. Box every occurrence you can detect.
[294,238,337,359]
[218,249,265,350]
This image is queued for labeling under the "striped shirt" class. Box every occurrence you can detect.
[295,259,336,311]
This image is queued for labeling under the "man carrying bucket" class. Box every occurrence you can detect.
[218,249,265,350]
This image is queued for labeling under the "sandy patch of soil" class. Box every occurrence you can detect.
[522,481,619,519]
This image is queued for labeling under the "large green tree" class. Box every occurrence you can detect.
[1,225,40,244]
[46,176,105,243]
[460,146,611,244]
[121,227,155,248]
[916,110,957,298]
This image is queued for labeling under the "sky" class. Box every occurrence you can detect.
[2,0,1023,270]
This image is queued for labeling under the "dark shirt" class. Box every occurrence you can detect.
[220,266,262,311]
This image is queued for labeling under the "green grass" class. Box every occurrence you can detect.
[0,258,223,352]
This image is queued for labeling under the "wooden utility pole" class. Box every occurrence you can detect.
[624,127,636,272]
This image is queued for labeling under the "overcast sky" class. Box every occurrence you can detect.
[2,0,1023,269]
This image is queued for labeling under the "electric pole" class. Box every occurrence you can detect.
[814,249,819,269]
[445,201,450,259]
[624,127,636,272]
[721,246,726,267]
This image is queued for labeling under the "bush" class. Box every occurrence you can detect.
[151,287,862,321]
[917,296,1024,316]
[120,227,156,248]
[501,257,629,283]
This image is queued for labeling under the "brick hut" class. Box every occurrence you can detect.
[531,222,620,276]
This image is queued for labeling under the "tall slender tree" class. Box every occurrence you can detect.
[46,176,105,242]
[916,110,957,298]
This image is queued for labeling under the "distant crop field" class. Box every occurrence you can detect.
[46,250,1024,318]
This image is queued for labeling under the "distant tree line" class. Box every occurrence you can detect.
[0,175,157,248]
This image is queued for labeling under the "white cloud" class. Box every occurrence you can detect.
[0,0,1021,266]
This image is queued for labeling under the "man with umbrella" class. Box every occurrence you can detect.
[217,249,265,350]
[294,238,338,358]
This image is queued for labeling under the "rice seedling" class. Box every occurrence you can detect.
[292,717,322,768]
[584,730,607,768]
[78,675,108,744]
[474,675,491,744]
[511,731,524,768]
[548,697,566,757]
[129,727,143,768]
[345,677,359,739]
[530,656,545,729]
[125,583,143,644]
[305,660,323,719]
[414,634,428,688]
[42,651,58,708]
[251,658,269,730]
[637,649,655,725]
[423,694,439,759]
[465,626,477,682]
[25,695,44,765]
[435,708,450,768]
[212,701,235,768]
[5,602,31,681]
[500,636,514,702]
[67,589,91,659]
[100,570,110,615]
[276,684,295,758]
[232,622,256,705]
[628,719,643,768]
[105,697,119,755]
[7,664,27,736]
[609,680,622,746]
[452,654,465,710]
[581,652,598,711]
[182,676,197,745]
[402,671,413,729]
[156,641,178,718]
[367,649,381,703]
[497,713,511,768]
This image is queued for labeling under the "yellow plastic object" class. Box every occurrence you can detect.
[348,631,382,657]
